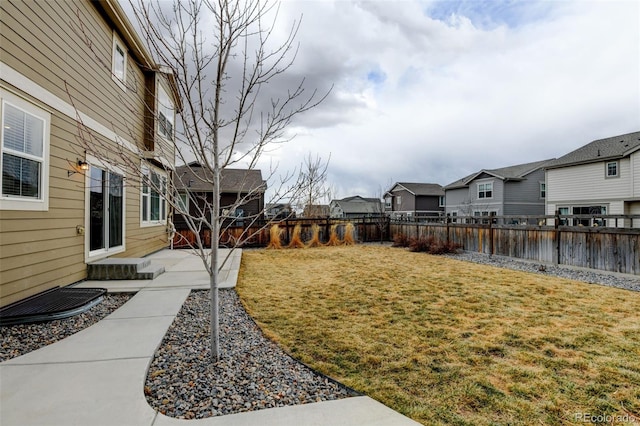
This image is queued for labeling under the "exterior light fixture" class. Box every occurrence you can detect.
[68,159,89,176]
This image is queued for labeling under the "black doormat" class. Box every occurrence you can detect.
[0,287,107,326]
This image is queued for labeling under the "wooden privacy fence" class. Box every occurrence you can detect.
[390,218,640,275]
[172,216,390,249]
[172,214,639,275]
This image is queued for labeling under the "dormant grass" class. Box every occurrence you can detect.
[237,245,640,425]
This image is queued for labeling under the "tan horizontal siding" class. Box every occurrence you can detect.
[1,0,147,148]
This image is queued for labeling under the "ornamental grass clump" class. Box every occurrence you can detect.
[288,224,306,248]
[343,222,356,245]
[306,224,323,248]
[326,224,342,246]
[266,224,283,249]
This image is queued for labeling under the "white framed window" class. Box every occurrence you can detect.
[157,84,174,141]
[477,182,493,199]
[605,161,618,178]
[384,197,391,209]
[539,182,546,199]
[439,196,445,207]
[0,92,50,211]
[176,191,189,214]
[112,32,127,90]
[396,195,402,205]
[141,165,167,225]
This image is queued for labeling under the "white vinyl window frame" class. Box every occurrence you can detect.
[605,161,619,178]
[539,182,546,199]
[112,32,127,91]
[477,181,493,199]
[157,84,175,141]
[0,91,50,211]
[141,163,168,226]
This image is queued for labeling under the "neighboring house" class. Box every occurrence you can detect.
[173,163,266,228]
[302,204,330,218]
[545,130,640,228]
[384,182,444,219]
[330,196,383,218]
[265,203,294,220]
[0,0,180,306]
[444,159,553,221]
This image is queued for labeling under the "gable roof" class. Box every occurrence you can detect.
[174,163,265,193]
[388,183,444,197]
[544,131,640,169]
[331,198,382,214]
[444,159,554,190]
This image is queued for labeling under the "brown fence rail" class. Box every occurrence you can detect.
[172,214,640,275]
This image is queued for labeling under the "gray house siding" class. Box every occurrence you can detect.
[415,196,441,212]
[392,189,415,212]
[503,169,545,203]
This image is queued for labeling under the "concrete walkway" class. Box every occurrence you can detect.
[0,249,420,426]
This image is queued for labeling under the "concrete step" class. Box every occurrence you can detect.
[87,258,163,280]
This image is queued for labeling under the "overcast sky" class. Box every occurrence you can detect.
[125,0,640,200]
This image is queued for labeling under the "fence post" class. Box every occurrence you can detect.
[553,210,560,265]
[446,216,450,245]
[489,220,494,256]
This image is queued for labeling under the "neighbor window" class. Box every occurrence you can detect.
[157,85,174,140]
[384,197,391,208]
[176,191,189,213]
[477,182,493,199]
[606,161,618,178]
[112,33,127,89]
[540,182,546,199]
[439,196,445,207]
[141,166,167,224]
[1,96,50,211]
[396,196,402,205]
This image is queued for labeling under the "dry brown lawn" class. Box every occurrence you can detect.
[236,245,640,425]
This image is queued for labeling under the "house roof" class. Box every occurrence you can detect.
[174,163,265,193]
[444,159,554,190]
[387,183,444,197]
[544,131,640,169]
[331,197,382,214]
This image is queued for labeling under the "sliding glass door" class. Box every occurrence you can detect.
[89,165,124,255]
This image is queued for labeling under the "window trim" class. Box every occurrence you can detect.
[605,161,619,179]
[156,83,174,141]
[539,182,546,199]
[477,181,493,199]
[439,195,445,207]
[141,163,168,227]
[0,92,50,211]
[112,32,127,91]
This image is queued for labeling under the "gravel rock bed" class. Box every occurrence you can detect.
[445,251,640,292]
[145,289,353,419]
[0,293,133,362]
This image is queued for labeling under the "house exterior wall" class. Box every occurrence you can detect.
[502,169,546,216]
[444,187,468,215]
[415,195,443,213]
[632,151,640,198]
[390,188,416,212]
[546,157,636,228]
[0,0,172,306]
[173,192,264,229]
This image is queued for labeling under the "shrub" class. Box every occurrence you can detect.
[408,236,461,254]
[326,224,342,246]
[288,224,306,248]
[343,223,356,245]
[392,233,411,247]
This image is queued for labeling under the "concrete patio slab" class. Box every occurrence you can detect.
[0,358,156,426]
[152,396,421,426]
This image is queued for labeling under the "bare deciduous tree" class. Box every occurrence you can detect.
[70,0,330,362]
[296,152,330,217]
